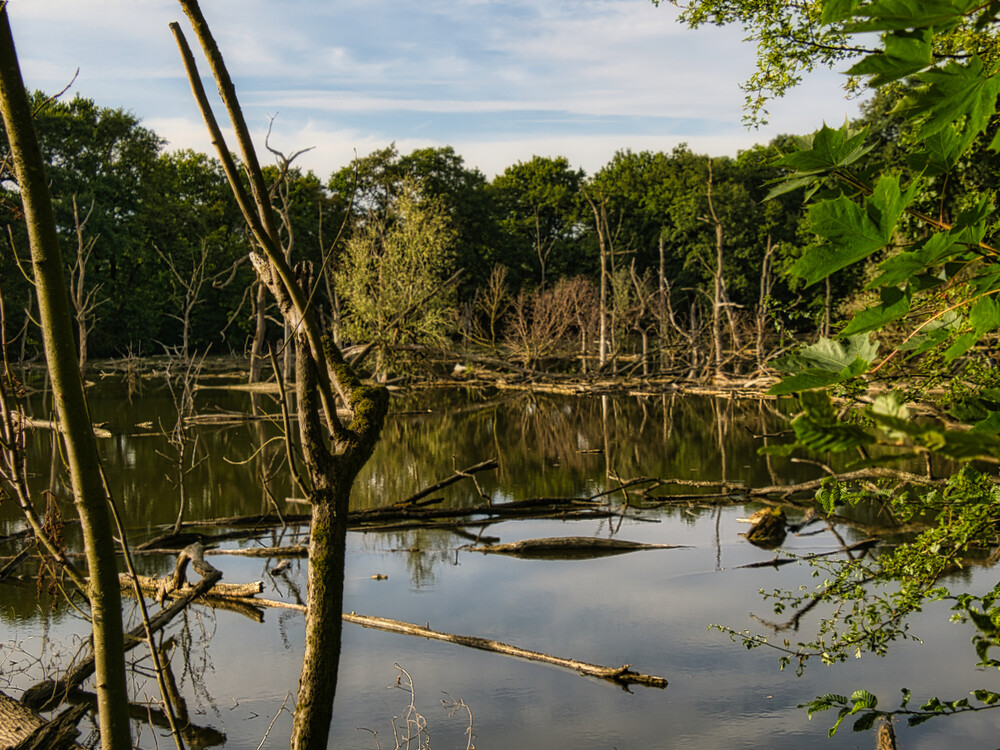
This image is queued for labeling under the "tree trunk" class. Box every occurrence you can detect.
[249,280,267,383]
[0,11,131,749]
[290,489,348,750]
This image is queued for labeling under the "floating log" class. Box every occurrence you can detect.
[207,545,308,558]
[342,612,668,689]
[9,411,111,439]
[469,536,688,560]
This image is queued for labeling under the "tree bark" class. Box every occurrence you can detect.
[0,11,131,749]
[172,8,389,748]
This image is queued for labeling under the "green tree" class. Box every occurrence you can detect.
[336,178,458,378]
[492,155,586,290]
[0,91,163,356]
[684,0,1000,736]
[139,149,254,354]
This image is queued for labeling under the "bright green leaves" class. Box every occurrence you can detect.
[793,174,919,285]
[847,28,932,87]
[770,334,879,395]
[910,56,1000,142]
[848,0,981,32]
[842,285,911,335]
[801,688,880,737]
[767,123,873,200]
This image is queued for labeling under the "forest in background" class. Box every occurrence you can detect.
[0,87,961,380]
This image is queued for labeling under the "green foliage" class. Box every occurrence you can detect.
[336,179,458,374]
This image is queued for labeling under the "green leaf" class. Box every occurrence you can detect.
[872,232,963,288]
[850,689,879,711]
[775,335,879,373]
[771,336,878,395]
[848,29,933,86]
[907,122,978,175]
[849,0,980,31]
[842,285,911,335]
[791,390,876,452]
[793,174,916,285]
[972,411,1000,434]
[973,688,1000,705]
[852,712,878,732]
[822,0,860,24]
[914,56,1000,141]
[944,331,979,362]
[971,296,1000,336]
[773,124,873,175]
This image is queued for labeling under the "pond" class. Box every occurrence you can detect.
[2,371,999,749]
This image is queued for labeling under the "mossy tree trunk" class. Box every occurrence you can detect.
[171,4,389,748]
[0,9,131,749]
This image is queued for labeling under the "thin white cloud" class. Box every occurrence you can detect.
[7,0,864,180]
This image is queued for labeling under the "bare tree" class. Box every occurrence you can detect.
[0,11,131,747]
[700,159,743,376]
[472,264,511,352]
[171,7,389,749]
[69,196,104,375]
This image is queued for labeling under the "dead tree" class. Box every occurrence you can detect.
[171,6,389,750]
[69,196,104,376]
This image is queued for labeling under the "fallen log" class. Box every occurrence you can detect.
[207,545,308,558]
[118,573,262,600]
[24,543,222,711]
[227,593,666,688]
[469,536,688,559]
[0,690,84,750]
[343,612,668,689]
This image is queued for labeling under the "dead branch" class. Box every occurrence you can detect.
[399,458,498,505]
[23,543,222,711]
[341,613,668,689]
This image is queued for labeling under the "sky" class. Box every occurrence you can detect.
[8,0,865,179]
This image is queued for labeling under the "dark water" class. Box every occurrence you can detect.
[2,374,998,748]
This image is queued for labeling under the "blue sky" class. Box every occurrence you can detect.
[9,0,863,178]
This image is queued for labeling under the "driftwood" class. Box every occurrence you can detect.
[23,543,222,711]
[0,691,84,750]
[207,545,308,558]
[118,572,262,600]
[342,613,667,689]
[8,411,112,439]
[469,536,688,559]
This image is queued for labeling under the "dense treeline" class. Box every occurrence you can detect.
[0,90,900,377]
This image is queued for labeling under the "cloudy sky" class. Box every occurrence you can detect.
[8,0,863,179]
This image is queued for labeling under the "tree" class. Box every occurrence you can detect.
[0,9,131,748]
[0,91,164,356]
[336,178,459,378]
[686,0,1000,734]
[171,6,389,749]
[492,156,586,290]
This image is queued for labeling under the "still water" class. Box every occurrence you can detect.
[2,372,999,748]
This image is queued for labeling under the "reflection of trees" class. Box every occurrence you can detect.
[13,379,924,589]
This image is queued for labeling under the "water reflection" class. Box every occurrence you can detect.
[1,379,993,749]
